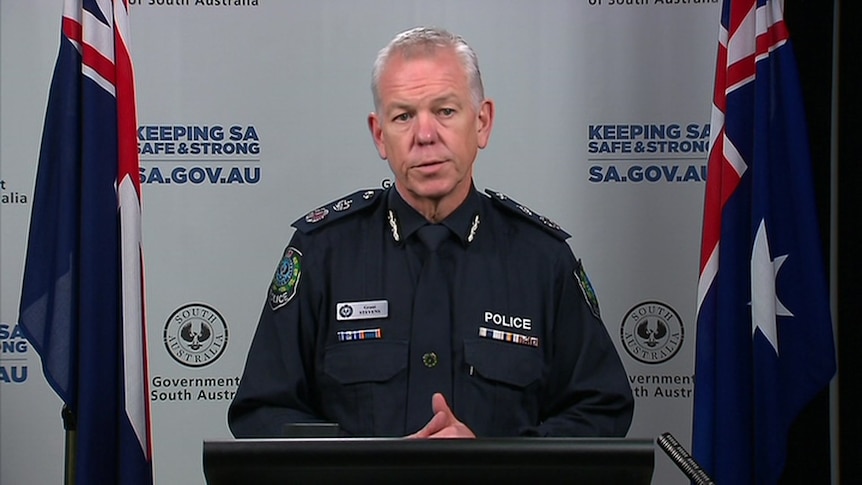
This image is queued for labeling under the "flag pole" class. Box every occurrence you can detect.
[61,405,77,485]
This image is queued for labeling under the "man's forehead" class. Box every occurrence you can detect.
[378,80,468,114]
[375,48,470,110]
[380,50,463,84]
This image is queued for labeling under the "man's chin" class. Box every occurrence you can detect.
[409,179,475,203]
[409,182,456,200]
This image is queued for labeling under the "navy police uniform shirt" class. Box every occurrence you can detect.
[228,186,634,438]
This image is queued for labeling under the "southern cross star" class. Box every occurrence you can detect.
[750,219,793,354]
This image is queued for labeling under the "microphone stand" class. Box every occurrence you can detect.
[656,432,716,485]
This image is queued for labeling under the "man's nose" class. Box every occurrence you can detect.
[414,112,438,144]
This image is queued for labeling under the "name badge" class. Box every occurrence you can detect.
[336,300,389,321]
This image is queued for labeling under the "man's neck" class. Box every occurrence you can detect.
[396,183,472,223]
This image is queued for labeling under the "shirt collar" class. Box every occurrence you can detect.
[386,186,482,246]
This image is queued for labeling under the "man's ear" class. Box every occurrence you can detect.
[476,98,495,149]
[368,113,387,159]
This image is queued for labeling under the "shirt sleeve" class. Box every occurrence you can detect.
[227,233,326,438]
[524,248,635,437]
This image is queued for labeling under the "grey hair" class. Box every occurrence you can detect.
[371,26,485,113]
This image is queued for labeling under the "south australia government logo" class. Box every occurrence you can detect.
[164,303,228,367]
[620,301,683,364]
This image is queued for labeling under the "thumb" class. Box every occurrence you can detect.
[431,392,452,417]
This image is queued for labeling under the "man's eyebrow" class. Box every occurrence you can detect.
[386,101,414,112]
[431,93,461,105]
[431,93,463,106]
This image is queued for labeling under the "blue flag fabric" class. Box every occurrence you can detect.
[692,1,836,484]
[18,1,153,484]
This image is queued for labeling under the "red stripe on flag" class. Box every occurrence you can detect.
[726,0,756,89]
[63,16,118,86]
[82,43,117,86]
[62,16,82,44]
[699,137,723,273]
[757,19,789,57]
[115,28,141,195]
[728,0,755,36]
[726,55,755,89]
[712,44,728,113]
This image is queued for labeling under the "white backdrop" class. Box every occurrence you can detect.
[0,1,719,483]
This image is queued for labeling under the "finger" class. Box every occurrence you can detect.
[430,392,453,419]
[406,408,447,438]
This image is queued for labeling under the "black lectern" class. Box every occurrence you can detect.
[202,437,655,485]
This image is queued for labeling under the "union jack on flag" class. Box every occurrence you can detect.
[18,1,153,483]
[692,0,836,484]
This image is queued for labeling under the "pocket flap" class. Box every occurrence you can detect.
[464,338,542,388]
[324,340,408,384]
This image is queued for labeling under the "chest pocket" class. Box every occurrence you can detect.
[463,338,543,435]
[321,340,408,436]
[324,340,408,383]
[464,339,543,387]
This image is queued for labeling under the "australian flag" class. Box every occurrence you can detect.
[692,0,837,484]
[18,1,153,484]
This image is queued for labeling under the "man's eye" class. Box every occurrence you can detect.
[393,113,412,122]
[439,108,455,116]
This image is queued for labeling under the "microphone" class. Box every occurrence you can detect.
[656,432,716,485]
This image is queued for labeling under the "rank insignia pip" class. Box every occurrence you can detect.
[269,246,302,311]
[574,259,601,320]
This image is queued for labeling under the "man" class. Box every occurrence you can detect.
[228,27,633,439]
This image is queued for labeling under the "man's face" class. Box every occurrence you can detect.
[368,48,494,212]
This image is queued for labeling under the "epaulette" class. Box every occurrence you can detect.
[292,188,384,234]
[485,189,570,240]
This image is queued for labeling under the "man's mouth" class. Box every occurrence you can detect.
[415,159,446,168]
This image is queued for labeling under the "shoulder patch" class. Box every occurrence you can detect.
[269,246,302,311]
[292,189,383,234]
[574,258,601,320]
[485,189,571,240]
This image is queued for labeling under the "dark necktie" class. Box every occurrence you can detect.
[405,224,453,433]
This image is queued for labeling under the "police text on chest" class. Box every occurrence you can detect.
[484,311,532,330]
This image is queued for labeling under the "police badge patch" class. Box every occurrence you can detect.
[269,247,302,311]
[574,259,601,320]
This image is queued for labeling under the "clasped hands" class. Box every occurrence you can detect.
[405,392,476,439]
